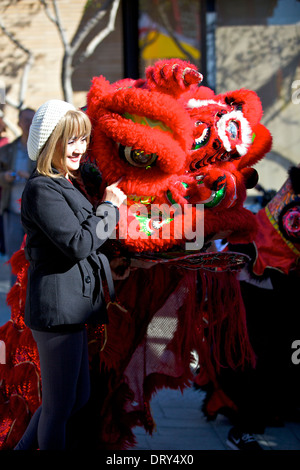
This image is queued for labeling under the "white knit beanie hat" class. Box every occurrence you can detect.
[27,99,76,161]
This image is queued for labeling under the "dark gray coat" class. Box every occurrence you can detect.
[21,169,119,331]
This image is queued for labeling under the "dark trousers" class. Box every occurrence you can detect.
[15,328,90,450]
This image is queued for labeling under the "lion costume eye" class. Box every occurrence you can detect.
[227,120,239,140]
[192,122,210,150]
[119,144,158,168]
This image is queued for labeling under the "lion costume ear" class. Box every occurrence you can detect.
[221,89,263,126]
[145,58,203,97]
[219,89,272,170]
[86,75,113,119]
[236,122,272,170]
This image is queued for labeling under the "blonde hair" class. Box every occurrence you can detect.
[36,109,92,178]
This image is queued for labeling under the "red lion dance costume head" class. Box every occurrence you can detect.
[0,59,272,450]
[86,58,271,253]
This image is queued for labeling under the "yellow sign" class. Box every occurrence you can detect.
[140,31,200,60]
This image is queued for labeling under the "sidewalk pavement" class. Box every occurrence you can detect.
[132,387,300,451]
[1,256,300,451]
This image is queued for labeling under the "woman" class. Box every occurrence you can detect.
[15,99,126,450]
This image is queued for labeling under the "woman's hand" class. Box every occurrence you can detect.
[4,171,15,183]
[102,179,127,208]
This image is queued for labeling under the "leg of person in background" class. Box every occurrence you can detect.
[222,281,279,450]
[2,210,25,286]
[0,215,6,257]
[224,273,298,450]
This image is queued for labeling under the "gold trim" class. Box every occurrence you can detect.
[265,206,300,257]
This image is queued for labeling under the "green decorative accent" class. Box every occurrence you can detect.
[167,183,226,208]
[135,215,154,236]
[116,86,133,90]
[167,184,191,205]
[252,132,256,142]
[193,141,204,150]
[192,127,210,150]
[204,185,226,208]
[135,214,174,236]
[166,189,177,205]
[123,112,172,133]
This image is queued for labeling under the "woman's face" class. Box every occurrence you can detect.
[65,136,88,173]
[53,136,88,175]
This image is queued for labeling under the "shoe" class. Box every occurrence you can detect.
[226,427,263,450]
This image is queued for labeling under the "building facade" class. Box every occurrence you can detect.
[0,0,299,191]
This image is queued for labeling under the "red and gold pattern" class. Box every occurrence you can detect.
[253,168,300,276]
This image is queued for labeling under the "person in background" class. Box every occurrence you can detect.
[0,116,9,256]
[0,116,9,148]
[0,108,35,282]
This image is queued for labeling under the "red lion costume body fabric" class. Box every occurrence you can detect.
[0,59,272,449]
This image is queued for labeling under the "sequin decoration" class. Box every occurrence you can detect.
[281,205,300,242]
[0,417,13,447]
